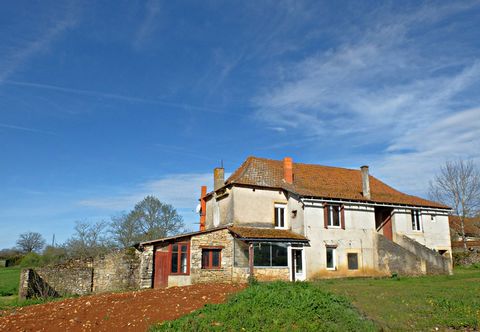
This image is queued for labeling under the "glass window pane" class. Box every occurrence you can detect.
[332,206,340,226]
[326,248,334,269]
[201,250,209,269]
[294,250,303,273]
[171,253,178,273]
[254,243,271,266]
[212,250,220,267]
[280,208,284,227]
[181,244,188,253]
[172,244,178,252]
[180,253,187,273]
[348,253,358,270]
[271,243,288,266]
[274,208,279,227]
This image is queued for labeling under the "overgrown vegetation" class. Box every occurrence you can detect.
[317,268,480,331]
[151,281,376,332]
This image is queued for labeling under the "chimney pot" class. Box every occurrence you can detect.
[214,167,225,191]
[284,157,293,184]
[360,165,371,199]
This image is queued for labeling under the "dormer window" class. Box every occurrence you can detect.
[274,203,287,229]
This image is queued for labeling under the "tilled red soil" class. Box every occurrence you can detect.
[0,283,245,332]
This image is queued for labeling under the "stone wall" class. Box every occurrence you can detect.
[453,251,480,266]
[376,234,424,276]
[19,250,143,299]
[190,229,235,284]
[93,249,141,292]
[395,235,452,274]
[139,245,154,289]
[19,259,93,299]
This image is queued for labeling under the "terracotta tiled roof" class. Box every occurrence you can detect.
[452,240,480,248]
[228,226,308,242]
[225,156,449,209]
[449,216,480,236]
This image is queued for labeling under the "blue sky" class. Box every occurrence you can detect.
[1,1,480,249]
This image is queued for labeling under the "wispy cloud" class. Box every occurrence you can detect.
[253,3,480,194]
[0,123,56,136]
[0,3,79,81]
[2,79,229,114]
[133,0,162,51]
[78,173,212,212]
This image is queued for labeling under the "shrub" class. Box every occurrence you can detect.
[19,252,42,268]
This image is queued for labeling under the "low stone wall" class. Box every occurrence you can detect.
[19,250,142,299]
[453,251,480,266]
[93,249,140,292]
[376,234,425,276]
[395,235,452,274]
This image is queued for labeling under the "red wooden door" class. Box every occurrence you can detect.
[383,216,393,241]
[154,251,169,289]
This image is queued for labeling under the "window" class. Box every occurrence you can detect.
[430,214,436,222]
[171,243,189,274]
[274,204,286,229]
[326,205,341,227]
[254,243,288,267]
[201,248,221,269]
[326,247,336,270]
[347,253,358,270]
[411,210,422,231]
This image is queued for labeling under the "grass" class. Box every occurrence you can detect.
[316,267,480,331]
[151,281,376,332]
[0,267,21,297]
[151,267,480,331]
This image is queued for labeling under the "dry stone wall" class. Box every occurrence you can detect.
[19,250,143,299]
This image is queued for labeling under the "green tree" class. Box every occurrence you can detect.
[111,196,185,247]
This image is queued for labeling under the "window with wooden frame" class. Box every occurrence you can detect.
[347,253,359,270]
[326,246,336,270]
[411,210,422,231]
[201,248,222,269]
[323,204,345,229]
[170,242,190,275]
[274,203,287,229]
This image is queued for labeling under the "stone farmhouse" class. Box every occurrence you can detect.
[138,156,452,289]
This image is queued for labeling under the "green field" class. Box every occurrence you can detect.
[318,267,480,331]
[152,267,480,331]
[0,267,20,297]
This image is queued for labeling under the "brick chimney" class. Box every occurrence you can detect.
[360,165,371,199]
[200,185,207,231]
[214,167,225,191]
[284,157,293,184]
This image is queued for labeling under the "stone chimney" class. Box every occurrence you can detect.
[214,167,225,191]
[360,165,371,199]
[284,157,293,184]
[200,186,207,231]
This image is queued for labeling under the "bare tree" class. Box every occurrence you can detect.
[110,212,143,248]
[64,221,113,258]
[16,232,46,253]
[429,159,480,251]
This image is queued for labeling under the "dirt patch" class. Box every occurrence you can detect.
[0,283,245,331]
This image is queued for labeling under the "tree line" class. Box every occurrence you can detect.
[1,195,185,264]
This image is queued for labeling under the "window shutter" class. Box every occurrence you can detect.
[340,205,345,230]
[323,204,329,229]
